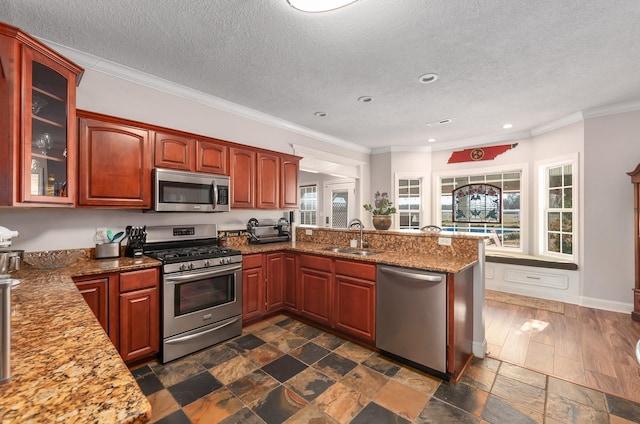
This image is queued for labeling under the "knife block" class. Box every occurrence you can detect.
[124,226,146,258]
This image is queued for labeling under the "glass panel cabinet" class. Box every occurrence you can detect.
[0,22,83,206]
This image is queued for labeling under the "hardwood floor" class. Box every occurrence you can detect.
[485,298,640,403]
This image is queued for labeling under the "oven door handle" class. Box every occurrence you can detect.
[165,317,241,345]
[165,264,241,284]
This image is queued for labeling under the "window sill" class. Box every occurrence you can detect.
[486,252,578,270]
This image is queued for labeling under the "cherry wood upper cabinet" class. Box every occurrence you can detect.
[230,147,300,210]
[0,22,83,207]
[281,155,300,209]
[256,152,280,209]
[154,133,229,175]
[230,147,256,208]
[196,140,228,175]
[154,132,194,171]
[78,111,152,208]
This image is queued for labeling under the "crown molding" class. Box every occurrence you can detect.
[530,112,584,137]
[41,39,372,155]
[371,145,433,155]
[583,99,640,119]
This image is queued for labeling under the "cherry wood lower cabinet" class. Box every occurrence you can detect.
[73,267,160,364]
[298,254,334,327]
[265,253,285,312]
[119,268,160,363]
[242,252,290,321]
[283,253,298,311]
[73,273,117,346]
[241,252,377,343]
[242,254,264,321]
[333,259,376,342]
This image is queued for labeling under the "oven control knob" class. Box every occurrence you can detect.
[179,264,187,271]
[204,260,211,267]
[219,258,225,265]
[188,263,194,270]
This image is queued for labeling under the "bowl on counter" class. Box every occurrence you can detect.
[23,250,84,269]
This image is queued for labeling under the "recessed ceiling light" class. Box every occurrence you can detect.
[419,73,439,84]
[314,111,327,117]
[502,123,513,129]
[287,0,358,12]
[357,96,374,103]
[427,118,452,127]
[427,138,436,143]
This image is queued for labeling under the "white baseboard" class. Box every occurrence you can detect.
[472,339,487,358]
[579,296,634,314]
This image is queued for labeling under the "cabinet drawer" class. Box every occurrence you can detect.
[300,254,333,272]
[120,268,159,292]
[335,259,376,281]
[243,254,263,269]
[503,268,569,290]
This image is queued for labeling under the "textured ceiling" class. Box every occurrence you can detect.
[2,0,640,152]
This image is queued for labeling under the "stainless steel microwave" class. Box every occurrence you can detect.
[153,168,230,212]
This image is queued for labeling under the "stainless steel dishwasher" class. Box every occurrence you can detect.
[376,265,447,377]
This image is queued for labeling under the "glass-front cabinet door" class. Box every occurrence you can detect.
[21,47,78,205]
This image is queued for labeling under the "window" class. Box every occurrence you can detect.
[440,170,522,249]
[398,178,421,229]
[543,163,574,257]
[299,185,317,226]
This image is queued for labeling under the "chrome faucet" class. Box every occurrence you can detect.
[348,218,367,249]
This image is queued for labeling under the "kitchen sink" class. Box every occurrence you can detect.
[323,247,380,256]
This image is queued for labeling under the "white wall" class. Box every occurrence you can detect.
[1,68,370,252]
[582,110,640,311]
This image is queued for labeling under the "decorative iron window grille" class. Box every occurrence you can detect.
[452,183,502,224]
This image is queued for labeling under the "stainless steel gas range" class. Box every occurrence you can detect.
[143,224,242,363]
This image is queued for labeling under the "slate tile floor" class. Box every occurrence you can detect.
[132,315,640,423]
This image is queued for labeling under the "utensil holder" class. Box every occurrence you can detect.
[95,242,120,259]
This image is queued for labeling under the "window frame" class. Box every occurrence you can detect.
[433,163,529,253]
[536,154,578,260]
[299,183,318,227]
[394,173,428,231]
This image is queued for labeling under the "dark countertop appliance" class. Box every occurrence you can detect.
[143,224,242,363]
[246,218,290,244]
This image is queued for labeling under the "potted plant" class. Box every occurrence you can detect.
[363,191,397,230]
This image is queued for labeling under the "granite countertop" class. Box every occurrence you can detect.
[236,241,477,274]
[0,256,161,423]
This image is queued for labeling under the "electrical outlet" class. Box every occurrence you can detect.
[438,237,452,246]
[95,227,108,243]
[305,229,313,235]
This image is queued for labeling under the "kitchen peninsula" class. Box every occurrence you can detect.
[232,226,487,380]
[0,227,484,421]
